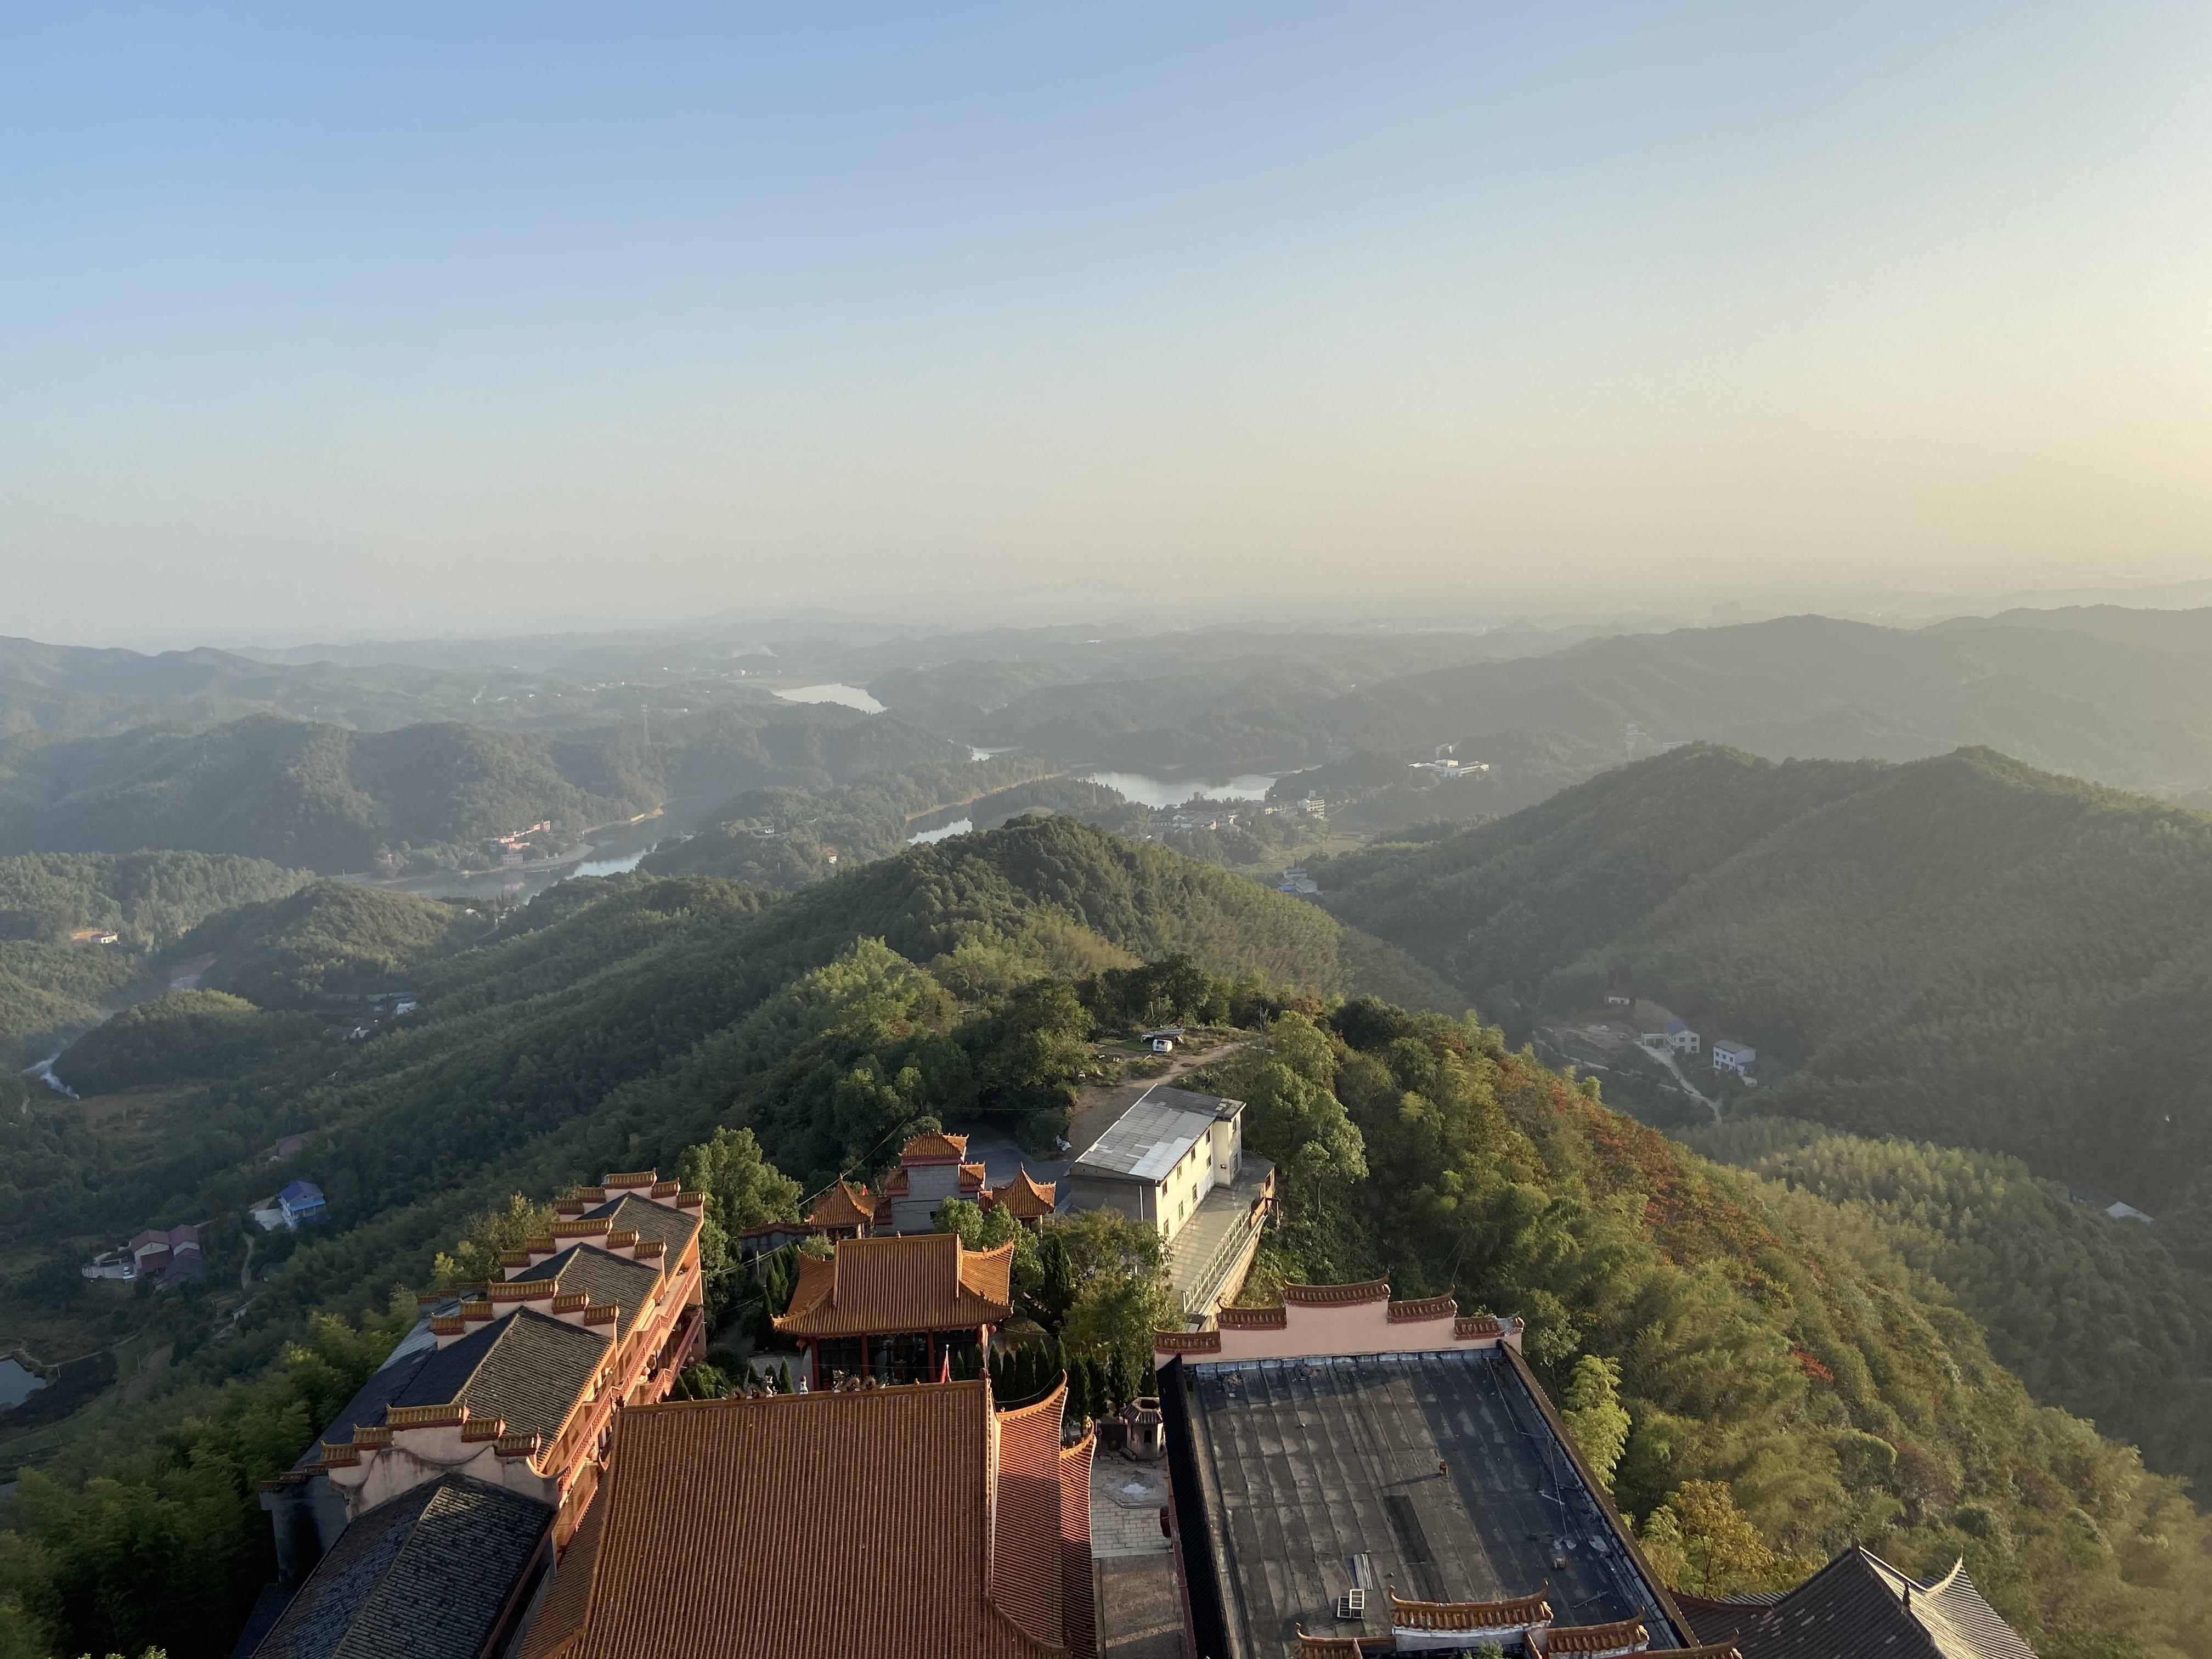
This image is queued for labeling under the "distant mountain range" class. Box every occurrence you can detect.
[933,614,2212,803]
[0,706,970,873]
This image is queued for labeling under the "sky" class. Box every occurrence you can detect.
[3,2,2209,645]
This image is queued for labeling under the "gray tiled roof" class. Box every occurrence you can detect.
[1684,1548,2035,1659]
[392,1306,610,1446]
[513,1244,663,1341]
[293,1338,436,1470]
[584,1191,702,1256]
[252,1475,550,1659]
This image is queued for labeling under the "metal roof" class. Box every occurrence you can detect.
[1170,1348,1684,1658]
[1070,1086,1241,1186]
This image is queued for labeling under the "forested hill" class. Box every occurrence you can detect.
[0,850,309,1068]
[3,817,1455,1273]
[0,703,970,873]
[1316,744,2212,1224]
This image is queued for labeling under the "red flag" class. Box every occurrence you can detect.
[939,1348,952,1384]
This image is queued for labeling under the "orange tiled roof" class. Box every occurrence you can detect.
[1059,1436,1097,1659]
[774,1233,1014,1338]
[1545,1620,1650,1654]
[806,1181,876,1231]
[989,1167,1058,1220]
[519,1380,1087,1659]
[900,1131,970,1165]
[959,1162,988,1192]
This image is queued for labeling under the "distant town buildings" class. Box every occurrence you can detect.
[1713,1039,1757,1077]
[1643,1018,1701,1057]
[276,1181,328,1227]
[128,1224,204,1278]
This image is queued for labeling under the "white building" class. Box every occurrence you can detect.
[1064,1085,1248,1245]
[1713,1039,1756,1077]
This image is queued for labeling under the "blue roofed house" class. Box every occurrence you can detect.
[278,1181,328,1227]
[1664,1018,1701,1056]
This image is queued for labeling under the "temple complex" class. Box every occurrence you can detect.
[772,1230,1013,1387]
[518,1376,1097,1659]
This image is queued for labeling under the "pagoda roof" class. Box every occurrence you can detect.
[1680,1547,2033,1659]
[881,1163,988,1198]
[899,1130,970,1165]
[989,1167,1059,1220]
[773,1232,1014,1338]
[806,1180,877,1230]
[517,1379,1090,1659]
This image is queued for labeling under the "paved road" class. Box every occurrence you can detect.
[1650,1046,1719,1120]
[1066,1041,1242,1160]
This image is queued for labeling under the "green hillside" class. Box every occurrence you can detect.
[0,715,649,872]
[1317,744,2212,1229]
[0,819,1453,1271]
[639,753,1067,887]
[1688,1117,2212,1493]
[0,851,309,1066]
[184,881,491,1009]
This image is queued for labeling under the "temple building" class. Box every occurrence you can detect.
[1155,1279,1733,1659]
[803,1177,879,1239]
[1677,1547,2035,1659]
[876,1130,990,1231]
[517,1376,1097,1659]
[985,1165,1060,1228]
[772,1231,1013,1388]
[245,1172,704,1654]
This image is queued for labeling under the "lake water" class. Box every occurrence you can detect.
[1076,770,1279,809]
[372,847,652,907]
[0,1358,46,1410]
[909,818,974,845]
[774,682,885,714]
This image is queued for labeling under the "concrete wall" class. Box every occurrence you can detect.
[1066,1175,1153,1228]
[1158,1295,1525,1365]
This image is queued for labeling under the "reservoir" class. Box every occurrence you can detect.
[909,818,974,845]
[773,682,885,714]
[1075,771,1277,808]
[0,1358,46,1410]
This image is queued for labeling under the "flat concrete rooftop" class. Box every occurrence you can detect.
[1167,1347,1684,1658]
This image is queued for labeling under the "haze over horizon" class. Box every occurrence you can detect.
[6,2,2210,645]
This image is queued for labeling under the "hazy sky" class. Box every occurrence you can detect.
[4,3,2209,644]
